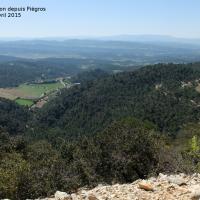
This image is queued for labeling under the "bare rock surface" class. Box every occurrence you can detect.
[55,191,72,200]
[31,174,200,200]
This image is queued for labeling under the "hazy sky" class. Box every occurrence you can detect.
[0,0,200,38]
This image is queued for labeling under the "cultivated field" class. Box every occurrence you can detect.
[15,98,34,106]
[0,82,64,100]
[0,81,66,106]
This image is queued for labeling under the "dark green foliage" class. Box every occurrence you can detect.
[0,118,163,199]
[0,58,122,88]
[23,141,66,198]
[64,118,160,188]
[35,63,200,135]
[0,153,30,200]
[0,98,30,135]
[0,59,80,88]
[72,69,108,84]
[2,63,200,199]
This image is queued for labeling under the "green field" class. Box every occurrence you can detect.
[0,81,68,107]
[0,82,65,100]
[15,98,34,106]
[17,82,65,98]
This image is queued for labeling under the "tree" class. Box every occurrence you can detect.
[0,153,30,200]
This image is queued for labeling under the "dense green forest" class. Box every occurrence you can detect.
[0,60,78,87]
[0,98,30,134]
[35,63,200,135]
[1,63,200,199]
[0,58,129,88]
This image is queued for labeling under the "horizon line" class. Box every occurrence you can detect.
[0,34,200,39]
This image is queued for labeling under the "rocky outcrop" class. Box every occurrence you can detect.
[20,173,200,200]
[55,191,72,200]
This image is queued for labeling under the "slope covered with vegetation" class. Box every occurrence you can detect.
[0,58,129,88]
[0,98,30,135]
[35,63,200,135]
[1,63,200,199]
[0,59,80,88]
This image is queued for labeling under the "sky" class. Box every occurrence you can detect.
[0,0,200,38]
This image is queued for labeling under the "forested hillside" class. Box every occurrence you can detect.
[1,63,200,199]
[0,98,30,134]
[35,63,200,135]
[0,118,163,199]
[0,59,80,88]
[0,58,127,88]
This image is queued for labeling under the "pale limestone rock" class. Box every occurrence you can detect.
[190,185,200,199]
[71,194,78,200]
[32,173,200,200]
[159,173,168,181]
[55,191,72,200]
[167,175,187,186]
[138,181,154,191]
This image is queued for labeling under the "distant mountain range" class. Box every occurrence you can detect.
[1,35,200,45]
[97,35,200,44]
[0,38,200,63]
[0,55,20,62]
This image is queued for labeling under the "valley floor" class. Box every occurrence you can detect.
[30,173,200,200]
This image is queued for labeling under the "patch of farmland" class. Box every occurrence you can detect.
[0,89,17,100]
[0,82,65,100]
[17,82,65,98]
[15,98,34,106]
